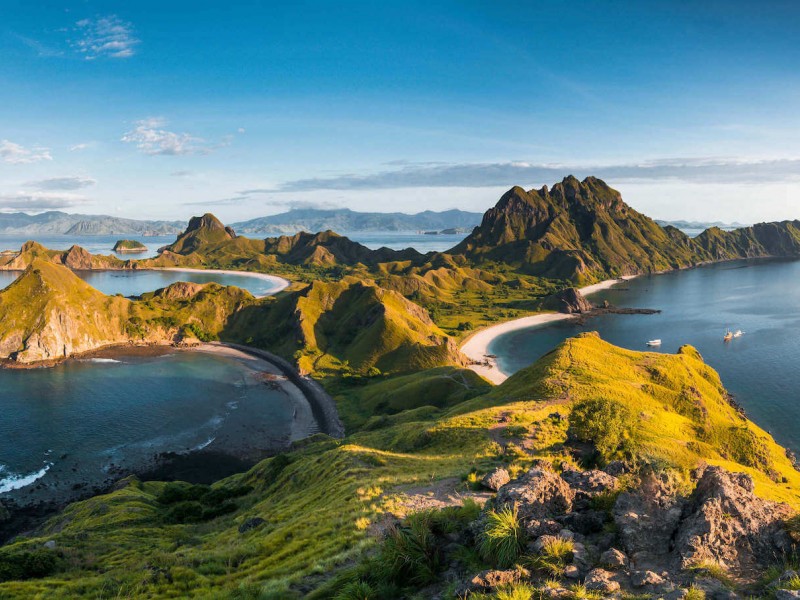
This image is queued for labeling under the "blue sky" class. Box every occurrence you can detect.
[1,0,800,223]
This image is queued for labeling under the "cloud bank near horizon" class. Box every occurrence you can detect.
[268,157,800,192]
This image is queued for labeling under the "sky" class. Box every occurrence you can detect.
[2,0,800,224]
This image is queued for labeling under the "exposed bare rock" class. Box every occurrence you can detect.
[560,467,619,499]
[584,568,621,593]
[481,467,510,491]
[542,287,593,314]
[599,547,628,570]
[674,465,794,573]
[613,471,685,561]
[456,568,527,594]
[494,463,575,522]
[631,569,666,588]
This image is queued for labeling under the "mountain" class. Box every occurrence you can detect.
[0,260,259,364]
[452,176,800,283]
[161,213,239,255]
[0,211,183,236]
[451,176,700,283]
[0,241,126,271]
[227,276,465,374]
[230,207,483,234]
[0,260,131,363]
[261,230,423,266]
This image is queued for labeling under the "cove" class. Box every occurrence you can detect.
[490,258,800,455]
[0,268,286,297]
[0,347,317,506]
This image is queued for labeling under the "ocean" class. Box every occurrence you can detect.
[490,258,800,455]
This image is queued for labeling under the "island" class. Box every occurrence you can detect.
[112,239,148,253]
[1,177,800,599]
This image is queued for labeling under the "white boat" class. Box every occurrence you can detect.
[646,339,662,346]
[733,330,744,338]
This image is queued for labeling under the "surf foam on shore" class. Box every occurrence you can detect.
[461,277,635,385]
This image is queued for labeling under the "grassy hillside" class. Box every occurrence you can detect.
[2,333,798,598]
[225,276,466,375]
[451,177,702,283]
[0,260,131,362]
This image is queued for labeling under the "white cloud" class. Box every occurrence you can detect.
[270,157,800,192]
[0,192,88,211]
[69,143,90,152]
[24,176,96,191]
[0,140,52,164]
[73,15,139,60]
[121,117,208,156]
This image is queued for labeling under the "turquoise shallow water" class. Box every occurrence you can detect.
[0,268,283,297]
[0,351,306,502]
[490,258,800,454]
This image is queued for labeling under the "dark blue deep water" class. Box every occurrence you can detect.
[0,351,307,502]
[491,259,800,454]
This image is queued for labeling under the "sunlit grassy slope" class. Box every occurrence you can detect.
[2,333,798,598]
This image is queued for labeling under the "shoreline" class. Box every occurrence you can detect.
[460,276,636,385]
[0,341,340,543]
[157,267,290,297]
[0,264,291,298]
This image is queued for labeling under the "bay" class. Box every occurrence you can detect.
[490,259,800,454]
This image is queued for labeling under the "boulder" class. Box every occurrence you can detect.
[674,466,794,572]
[631,570,666,588]
[584,568,621,593]
[481,467,511,491]
[613,471,685,560]
[494,463,575,523]
[238,517,266,534]
[543,287,593,314]
[561,467,619,499]
[457,568,527,594]
[599,547,628,570]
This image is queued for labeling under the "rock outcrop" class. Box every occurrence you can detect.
[542,287,593,314]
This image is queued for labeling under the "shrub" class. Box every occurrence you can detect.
[569,398,640,462]
[529,536,574,576]
[496,584,536,600]
[479,507,526,568]
[379,511,441,586]
[165,501,205,524]
[786,514,800,543]
[333,581,376,600]
[684,586,706,600]
[0,549,60,582]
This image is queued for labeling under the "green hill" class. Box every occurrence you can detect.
[1,333,798,597]
[226,276,465,374]
[0,260,131,363]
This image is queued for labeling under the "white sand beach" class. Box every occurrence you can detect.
[461,276,635,384]
[160,267,290,297]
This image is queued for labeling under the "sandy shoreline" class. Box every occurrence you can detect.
[158,267,290,297]
[461,276,636,384]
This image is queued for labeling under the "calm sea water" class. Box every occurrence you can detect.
[0,234,175,259]
[0,231,469,257]
[0,268,282,297]
[491,258,800,454]
[343,231,467,253]
[0,351,307,502]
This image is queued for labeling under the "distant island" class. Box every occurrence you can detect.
[112,239,148,253]
[0,211,184,236]
[230,207,483,234]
